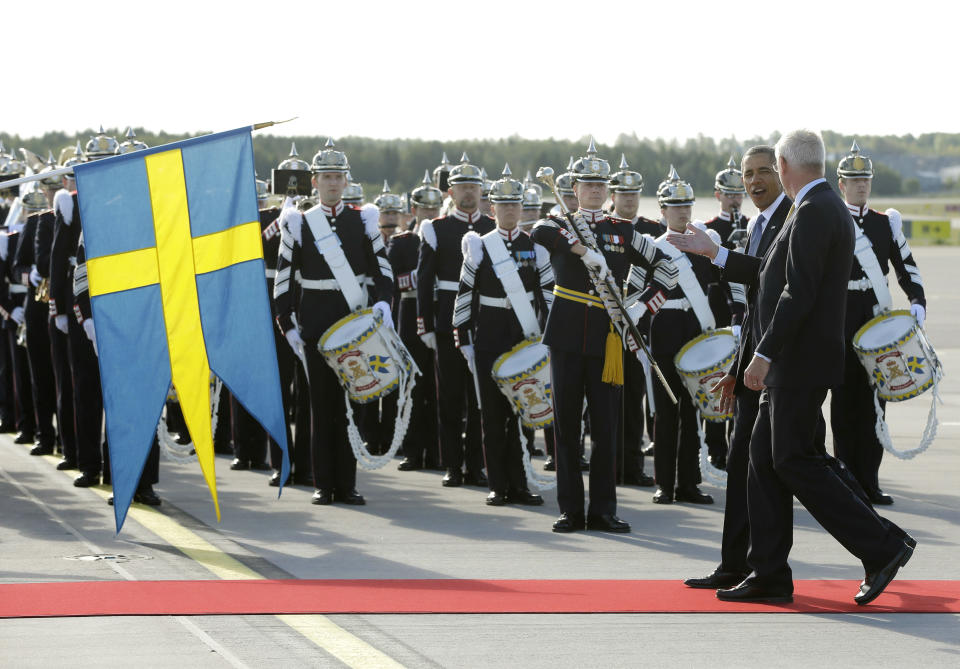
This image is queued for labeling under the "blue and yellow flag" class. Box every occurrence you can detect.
[73,127,290,532]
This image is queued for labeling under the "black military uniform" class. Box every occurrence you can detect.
[832,202,925,503]
[452,168,553,504]
[531,143,676,532]
[274,143,394,504]
[704,209,751,328]
[14,208,57,452]
[416,155,495,487]
[1,223,35,443]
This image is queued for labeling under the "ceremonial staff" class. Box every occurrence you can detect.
[537,166,677,404]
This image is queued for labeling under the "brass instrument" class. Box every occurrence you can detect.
[537,167,677,404]
[34,277,49,303]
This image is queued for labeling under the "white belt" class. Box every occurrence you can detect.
[9,285,27,295]
[436,280,459,291]
[848,276,888,292]
[659,297,691,310]
[299,273,368,291]
[400,290,416,299]
[264,269,277,279]
[478,291,535,309]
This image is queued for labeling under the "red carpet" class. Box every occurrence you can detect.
[2,579,958,618]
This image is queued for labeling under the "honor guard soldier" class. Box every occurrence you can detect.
[478,167,494,217]
[610,155,658,487]
[519,171,543,231]
[14,162,59,456]
[2,180,37,447]
[434,152,455,216]
[229,176,278,473]
[629,168,734,505]
[833,141,926,505]
[548,158,578,217]
[73,130,162,504]
[0,148,24,433]
[50,126,119,487]
[701,158,751,469]
[274,139,394,506]
[532,139,677,533]
[393,171,441,471]
[416,153,495,487]
[453,165,552,506]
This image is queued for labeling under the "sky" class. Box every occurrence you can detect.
[6,0,959,144]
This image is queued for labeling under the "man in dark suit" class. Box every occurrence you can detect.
[683,145,792,589]
[670,130,914,605]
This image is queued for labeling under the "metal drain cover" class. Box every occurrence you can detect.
[64,554,152,563]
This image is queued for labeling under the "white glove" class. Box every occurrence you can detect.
[420,331,437,351]
[911,303,926,328]
[82,318,97,355]
[29,266,41,287]
[625,332,639,353]
[10,306,24,325]
[285,328,305,353]
[731,325,742,339]
[54,314,68,333]
[459,343,475,367]
[580,248,609,277]
[372,300,393,329]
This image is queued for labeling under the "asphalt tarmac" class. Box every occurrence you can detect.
[1,246,957,668]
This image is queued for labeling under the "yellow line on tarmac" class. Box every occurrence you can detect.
[33,446,404,668]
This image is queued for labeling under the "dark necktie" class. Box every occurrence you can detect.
[747,214,765,256]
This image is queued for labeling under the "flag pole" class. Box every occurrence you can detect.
[251,117,298,131]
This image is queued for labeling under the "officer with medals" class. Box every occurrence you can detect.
[629,168,732,505]
[50,127,120,488]
[390,172,441,471]
[274,139,394,506]
[532,140,677,533]
[416,153,495,488]
[702,158,751,469]
[833,141,926,506]
[229,177,278,473]
[73,129,162,505]
[14,160,59,456]
[610,155,658,488]
[453,165,552,506]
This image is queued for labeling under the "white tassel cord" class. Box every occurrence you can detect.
[157,377,223,463]
[872,376,941,460]
[520,416,556,491]
[343,329,418,471]
[696,409,728,487]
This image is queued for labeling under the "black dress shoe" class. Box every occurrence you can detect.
[623,472,656,487]
[442,469,463,487]
[56,458,78,471]
[0,421,16,433]
[73,471,100,487]
[397,458,421,471]
[652,487,673,504]
[336,489,366,505]
[268,471,291,487]
[587,514,631,533]
[464,471,488,487]
[507,489,544,506]
[717,580,793,603]
[486,491,508,506]
[709,455,727,471]
[684,568,749,589]
[107,495,114,506]
[30,443,54,456]
[855,542,915,605]
[552,512,586,533]
[134,487,162,506]
[14,431,35,444]
[543,456,555,471]
[250,461,271,471]
[675,486,714,505]
[229,458,249,471]
[578,456,590,471]
[869,490,894,506]
[311,489,333,505]
[530,447,544,457]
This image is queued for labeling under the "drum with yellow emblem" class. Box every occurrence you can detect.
[491,338,554,429]
[674,328,739,422]
[853,309,942,402]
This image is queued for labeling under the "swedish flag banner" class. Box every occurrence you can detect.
[74,127,290,532]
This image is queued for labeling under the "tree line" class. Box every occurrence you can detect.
[5,128,959,198]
